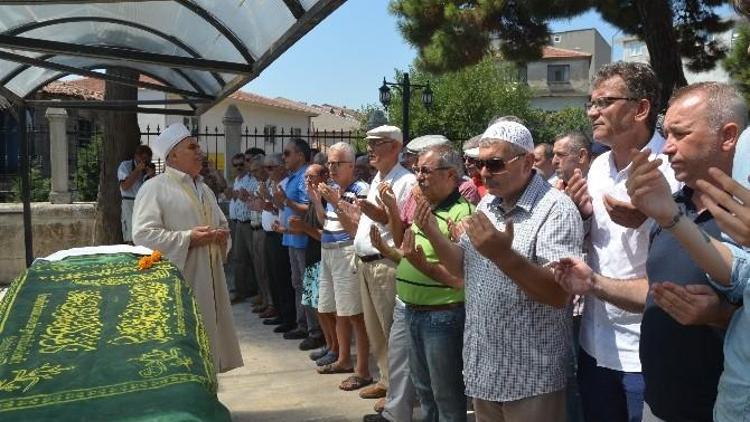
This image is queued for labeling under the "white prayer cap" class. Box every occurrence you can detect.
[464,147,480,159]
[479,121,534,153]
[153,123,191,159]
[406,134,450,154]
[366,125,403,143]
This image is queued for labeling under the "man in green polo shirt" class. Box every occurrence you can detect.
[372,143,473,421]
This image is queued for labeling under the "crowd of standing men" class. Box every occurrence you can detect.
[121,52,750,420]
[218,58,750,422]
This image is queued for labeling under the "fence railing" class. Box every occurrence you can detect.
[0,124,363,202]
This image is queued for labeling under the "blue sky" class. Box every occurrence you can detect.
[246,1,731,110]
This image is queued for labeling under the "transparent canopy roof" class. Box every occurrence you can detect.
[0,0,345,114]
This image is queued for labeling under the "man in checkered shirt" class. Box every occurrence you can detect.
[417,121,583,421]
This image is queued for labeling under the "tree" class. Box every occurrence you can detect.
[389,0,734,107]
[74,132,103,202]
[11,165,49,202]
[723,22,750,104]
[94,68,141,244]
[527,106,592,145]
[385,58,533,143]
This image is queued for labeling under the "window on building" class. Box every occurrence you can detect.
[264,125,277,144]
[547,64,570,83]
[552,35,562,43]
[626,42,645,57]
[291,127,302,137]
[518,66,528,84]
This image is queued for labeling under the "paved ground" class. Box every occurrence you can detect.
[218,302,379,422]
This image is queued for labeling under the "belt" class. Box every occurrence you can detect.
[405,302,464,312]
[239,221,262,229]
[321,239,354,250]
[359,253,384,263]
[122,196,135,201]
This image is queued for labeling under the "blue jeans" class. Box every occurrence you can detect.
[578,349,644,422]
[405,305,466,422]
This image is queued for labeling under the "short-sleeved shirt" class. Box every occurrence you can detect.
[460,173,584,402]
[261,178,287,232]
[641,187,724,421]
[233,174,259,223]
[304,204,322,267]
[396,190,473,306]
[580,132,681,372]
[282,165,310,249]
[708,242,750,422]
[118,160,147,199]
[458,177,481,205]
[322,180,369,244]
[734,127,750,189]
[353,164,416,257]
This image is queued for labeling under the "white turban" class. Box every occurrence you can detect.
[152,123,191,159]
[479,121,534,153]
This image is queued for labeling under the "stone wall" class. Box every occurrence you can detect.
[0,203,96,284]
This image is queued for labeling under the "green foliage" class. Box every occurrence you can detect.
[526,107,592,145]
[11,165,50,202]
[723,22,750,105]
[389,0,733,98]
[74,134,103,202]
[385,58,533,143]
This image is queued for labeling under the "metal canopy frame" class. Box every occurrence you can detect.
[0,0,347,266]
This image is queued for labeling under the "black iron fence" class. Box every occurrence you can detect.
[0,124,363,202]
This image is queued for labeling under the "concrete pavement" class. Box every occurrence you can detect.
[218,302,380,422]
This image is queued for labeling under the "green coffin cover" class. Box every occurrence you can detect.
[0,253,231,421]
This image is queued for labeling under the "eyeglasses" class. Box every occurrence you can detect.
[367,139,393,148]
[475,154,525,174]
[304,174,323,180]
[412,165,450,175]
[464,156,477,166]
[263,165,278,169]
[585,96,639,111]
[327,161,352,168]
[233,163,244,168]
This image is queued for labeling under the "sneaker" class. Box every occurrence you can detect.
[273,323,296,333]
[362,414,388,422]
[315,351,338,366]
[299,336,325,351]
[309,347,329,361]
[283,328,307,340]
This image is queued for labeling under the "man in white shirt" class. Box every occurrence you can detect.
[353,125,417,398]
[557,62,680,422]
[118,145,154,243]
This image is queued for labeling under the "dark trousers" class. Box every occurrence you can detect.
[578,349,644,422]
[264,231,296,325]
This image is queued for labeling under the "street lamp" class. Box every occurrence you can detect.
[378,72,433,144]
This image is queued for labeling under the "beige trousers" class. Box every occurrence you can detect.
[473,389,566,422]
[358,258,397,389]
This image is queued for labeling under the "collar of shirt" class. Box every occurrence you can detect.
[606,131,665,178]
[372,163,408,185]
[433,189,462,212]
[490,172,546,215]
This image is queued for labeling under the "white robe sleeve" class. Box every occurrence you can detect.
[132,180,192,271]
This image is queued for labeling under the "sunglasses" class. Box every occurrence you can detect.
[263,165,278,169]
[233,163,244,168]
[412,165,450,176]
[475,154,525,174]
